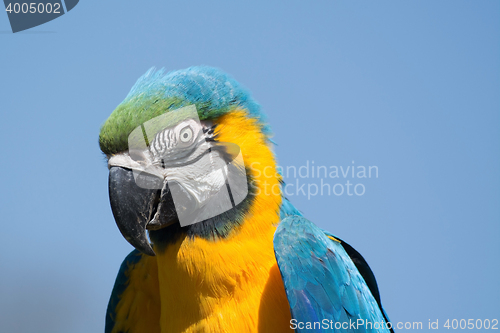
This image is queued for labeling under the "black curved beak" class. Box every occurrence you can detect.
[108,167,160,256]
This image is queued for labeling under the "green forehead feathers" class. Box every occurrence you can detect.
[99,66,270,155]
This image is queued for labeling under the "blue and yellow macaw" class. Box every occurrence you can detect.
[99,67,393,333]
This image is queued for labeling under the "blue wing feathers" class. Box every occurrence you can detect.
[274,215,391,332]
[321,230,383,309]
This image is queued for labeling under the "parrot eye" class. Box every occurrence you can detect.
[179,126,193,143]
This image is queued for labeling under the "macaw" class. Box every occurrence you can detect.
[99,66,393,333]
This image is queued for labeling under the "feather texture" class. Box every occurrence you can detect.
[274,216,391,333]
[99,66,270,155]
[103,66,393,333]
[106,250,161,333]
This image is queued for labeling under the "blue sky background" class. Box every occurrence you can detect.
[1,1,498,332]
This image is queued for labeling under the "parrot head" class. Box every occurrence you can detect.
[99,67,281,256]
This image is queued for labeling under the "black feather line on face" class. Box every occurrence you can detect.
[148,169,256,251]
[202,124,217,135]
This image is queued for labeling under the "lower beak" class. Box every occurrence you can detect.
[108,167,160,256]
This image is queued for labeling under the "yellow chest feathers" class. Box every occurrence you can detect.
[112,110,293,333]
[155,227,292,333]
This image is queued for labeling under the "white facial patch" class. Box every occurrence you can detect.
[109,105,248,227]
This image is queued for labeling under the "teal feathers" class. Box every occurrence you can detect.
[99,66,270,155]
[274,215,392,332]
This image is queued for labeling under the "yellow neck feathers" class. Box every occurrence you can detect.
[155,110,292,332]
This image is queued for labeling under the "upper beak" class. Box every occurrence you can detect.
[108,166,160,256]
